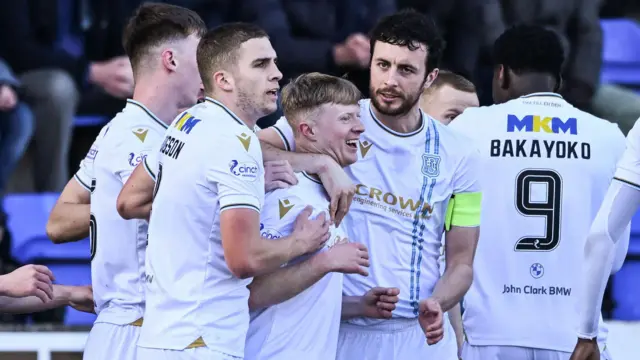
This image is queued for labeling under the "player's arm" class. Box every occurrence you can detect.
[46,176,91,244]
[0,264,93,314]
[0,285,93,314]
[259,140,354,225]
[341,287,400,320]
[248,249,331,310]
[248,220,369,311]
[430,146,482,312]
[46,129,106,243]
[221,207,329,279]
[577,180,640,339]
[117,154,157,220]
[213,136,330,279]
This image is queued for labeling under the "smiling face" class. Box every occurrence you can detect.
[302,103,364,167]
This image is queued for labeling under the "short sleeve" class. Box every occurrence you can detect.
[452,145,482,195]
[143,147,159,181]
[74,123,110,191]
[614,117,640,188]
[206,132,265,213]
[272,117,295,152]
[112,126,164,184]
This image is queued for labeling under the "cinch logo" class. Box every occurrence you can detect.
[173,112,201,134]
[229,160,259,182]
[506,114,577,135]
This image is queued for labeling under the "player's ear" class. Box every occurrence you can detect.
[554,74,563,93]
[161,49,178,72]
[499,65,509,90]
[299,122,316,140]
[423,68,439,91]
[213,71,233,92]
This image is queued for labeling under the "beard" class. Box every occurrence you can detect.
[369,86,422,117]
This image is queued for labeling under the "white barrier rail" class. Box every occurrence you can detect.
[0,321,638,360]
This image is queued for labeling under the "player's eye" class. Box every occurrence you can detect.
[377,61,389,69]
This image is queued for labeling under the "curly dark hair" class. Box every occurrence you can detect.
[493,24,565,83]
[369,9,445,74]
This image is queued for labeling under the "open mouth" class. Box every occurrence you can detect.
[346,139,358,149]
[266,89,278,96]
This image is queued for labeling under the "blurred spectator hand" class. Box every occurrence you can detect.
[334,33,371,69]
[89,56,134,99]
[0,85,18,111]
[0,264,55,302]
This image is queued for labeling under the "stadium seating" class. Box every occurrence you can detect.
[600,19,640,85]
[4,193,90,264]
[4,193,94,326]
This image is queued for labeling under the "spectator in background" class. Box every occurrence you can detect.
[397,0,487,81]
[0,0,134,192]
[478,0,640,135]
[0,59,34,201]
[241,0,396,127]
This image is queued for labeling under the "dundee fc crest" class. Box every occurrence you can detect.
[421,154,441,178]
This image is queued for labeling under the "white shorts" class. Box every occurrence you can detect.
[83,322,140,360]
[336,317,458,360]
[136,347,242,360]
[461,343,613,360]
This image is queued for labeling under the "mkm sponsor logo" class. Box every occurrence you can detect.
[507,114,577,135]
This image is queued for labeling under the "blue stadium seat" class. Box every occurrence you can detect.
[612,260,640,320]
[4,193,90,264]
[601,19,640,85]
[46,263,96,326]
[75,115,108,127]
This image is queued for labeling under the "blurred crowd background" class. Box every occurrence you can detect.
[1,0,640,327]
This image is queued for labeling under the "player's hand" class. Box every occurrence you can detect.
[418,298,444,345]
[67,285,95,314]
[0,85,18,111]
[0,264,54,302]
[570,338,600,360]
[318,159,355,227]
[324,238,369,276]
[291,206,331,255]
[361,287,400,319]
[264,160,297,192]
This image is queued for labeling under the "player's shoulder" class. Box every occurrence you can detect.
[261,188,309,234]
[447,105,495,136]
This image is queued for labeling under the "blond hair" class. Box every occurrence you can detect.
[281,72,362,131]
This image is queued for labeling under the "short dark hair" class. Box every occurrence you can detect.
[369,9,445,74]
[281,72,362,130]
[428,70,476,94]
[493,24,565,82]
[197,22,269,92]
[122,3,206,73]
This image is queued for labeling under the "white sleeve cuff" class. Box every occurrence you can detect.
[219,194,261,213]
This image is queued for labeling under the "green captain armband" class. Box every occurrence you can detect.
[444,192,482,231]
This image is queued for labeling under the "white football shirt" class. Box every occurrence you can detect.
[448,93,626,352]
[80,100,167,324]
[137,97,264,358]
[245,172,345,360]
[271,99,481,324]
